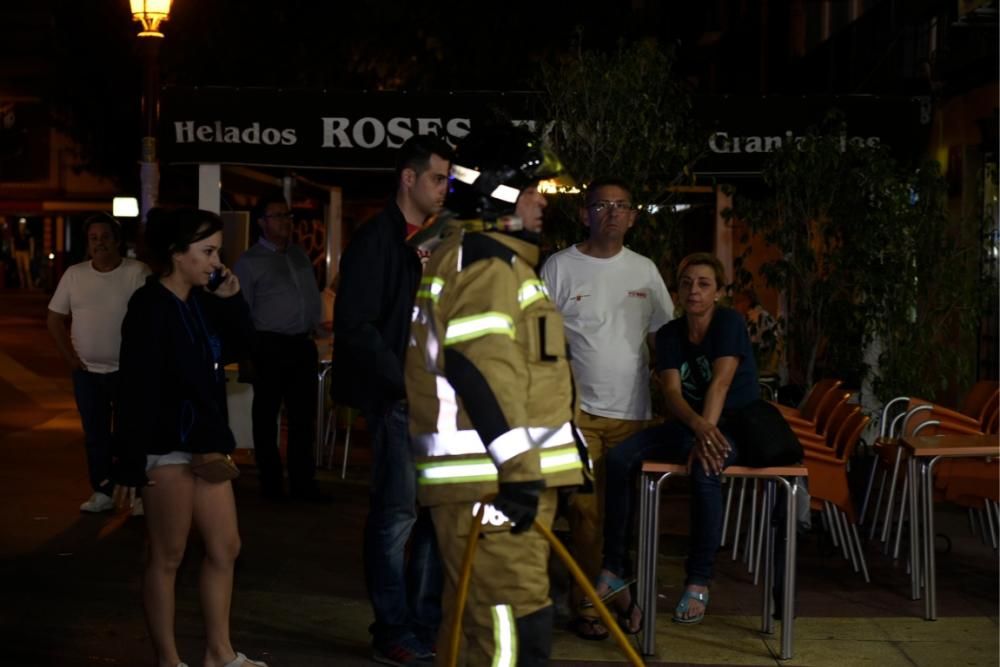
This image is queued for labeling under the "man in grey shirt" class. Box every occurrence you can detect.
[235,192,326,501]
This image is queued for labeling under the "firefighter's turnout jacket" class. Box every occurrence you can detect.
[405,225,586,507]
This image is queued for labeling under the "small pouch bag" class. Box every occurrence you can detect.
[190,453,240,483]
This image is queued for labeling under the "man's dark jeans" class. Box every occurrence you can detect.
[602,420,739,586]
[71,369,118,496]
[363,399,442,645]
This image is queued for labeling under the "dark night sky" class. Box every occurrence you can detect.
[44,1,704,92]
[0,1,715,184]
[2,1,994,188]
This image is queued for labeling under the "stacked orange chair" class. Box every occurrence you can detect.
[789,398,859,453]
[723,379,846,570]
[922,382,1000,546]
[864,384,999,556]
[772,379,847,435]
[799,408,872,581]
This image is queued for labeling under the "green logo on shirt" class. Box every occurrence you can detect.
[680,355,712,400]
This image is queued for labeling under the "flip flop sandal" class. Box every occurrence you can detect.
[672,589,709,625]
[616,598,643,635]
[580,572,637,610]
[222,653,269,667]
[569,614,610,641]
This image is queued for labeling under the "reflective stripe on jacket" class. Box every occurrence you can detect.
[405,226,586,507]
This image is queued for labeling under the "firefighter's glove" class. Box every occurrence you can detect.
[495,480,545,534]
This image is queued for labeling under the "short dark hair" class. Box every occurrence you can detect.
[394,135,454,182]
[585,177,633,205]
[145,207,223,276]
[83,212,122,242]
[252,192,289,224]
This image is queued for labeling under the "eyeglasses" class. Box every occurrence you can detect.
[588,200,635,214]
[263,212,295,221]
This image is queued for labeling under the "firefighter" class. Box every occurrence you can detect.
[404,125,588,667]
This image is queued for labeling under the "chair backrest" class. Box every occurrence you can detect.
[879,396,910,439]
[799,378,843,421]
[823,400,860,448]
[977,390,1000,431]
[986,407,999,435]
[901,400,936,437]
[835,410,870,460]
[959,380,1000,424]
[904,398,984,437]
[815,390,852,435]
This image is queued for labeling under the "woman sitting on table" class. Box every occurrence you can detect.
[591,252,759,630]
[114,208,266,667]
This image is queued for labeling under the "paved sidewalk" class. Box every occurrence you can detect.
[0,290,996,667]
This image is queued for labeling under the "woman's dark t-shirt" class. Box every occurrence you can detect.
[655,306,759,414]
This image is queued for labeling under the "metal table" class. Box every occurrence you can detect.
[903,434,999,620]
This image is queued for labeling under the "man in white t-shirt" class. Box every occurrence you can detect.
[47,214,149,513]
[541,177,673,639]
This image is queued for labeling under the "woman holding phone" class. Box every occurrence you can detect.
[114,208,264,667]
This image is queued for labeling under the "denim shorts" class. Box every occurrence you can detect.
[145,451,193,472]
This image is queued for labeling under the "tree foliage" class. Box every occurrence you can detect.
[728,115,987,401]
[535,36,701,278]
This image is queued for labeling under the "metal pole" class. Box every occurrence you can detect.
[908,456,921,600]
[760,481,774,631]
[139,35,162,223]
[924,458,941,620]
[782,478,798,660]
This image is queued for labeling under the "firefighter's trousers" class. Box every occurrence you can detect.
[431,489,558,667]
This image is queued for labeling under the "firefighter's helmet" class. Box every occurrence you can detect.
[446,125,566,222]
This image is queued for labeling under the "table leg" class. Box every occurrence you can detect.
[760,481,774,634]
[924,458,942,620]
[781,477,797,661]
[639,472,672,657]
[638,472,655,656]
[637,471,650,653]
[908,454,921,600]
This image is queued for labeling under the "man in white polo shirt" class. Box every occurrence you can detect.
[48,214,149,513]
[541,177,673,639]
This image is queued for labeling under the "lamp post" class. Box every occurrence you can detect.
[130,0,172,223]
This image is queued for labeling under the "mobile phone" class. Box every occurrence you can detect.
[207,269,225,292]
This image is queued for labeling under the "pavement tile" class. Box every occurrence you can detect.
[895,638,1000,667]
[870,616,999,642]
[764,637,911,666]
[1,291,997,666]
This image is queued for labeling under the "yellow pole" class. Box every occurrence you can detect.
[447,501,487,665]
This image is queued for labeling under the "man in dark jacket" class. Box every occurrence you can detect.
[333,134,451,666]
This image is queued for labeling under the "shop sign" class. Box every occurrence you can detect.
[160,88,927,176]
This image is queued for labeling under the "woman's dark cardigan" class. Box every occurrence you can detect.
[114,278,254,486]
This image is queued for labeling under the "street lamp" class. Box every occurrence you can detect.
[130,0,172,222]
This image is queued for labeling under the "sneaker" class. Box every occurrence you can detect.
[130,498,145,516]
[372,635,433,666]
[80,492,114,513]
[416,637,436,658]
[412,630,437,658]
